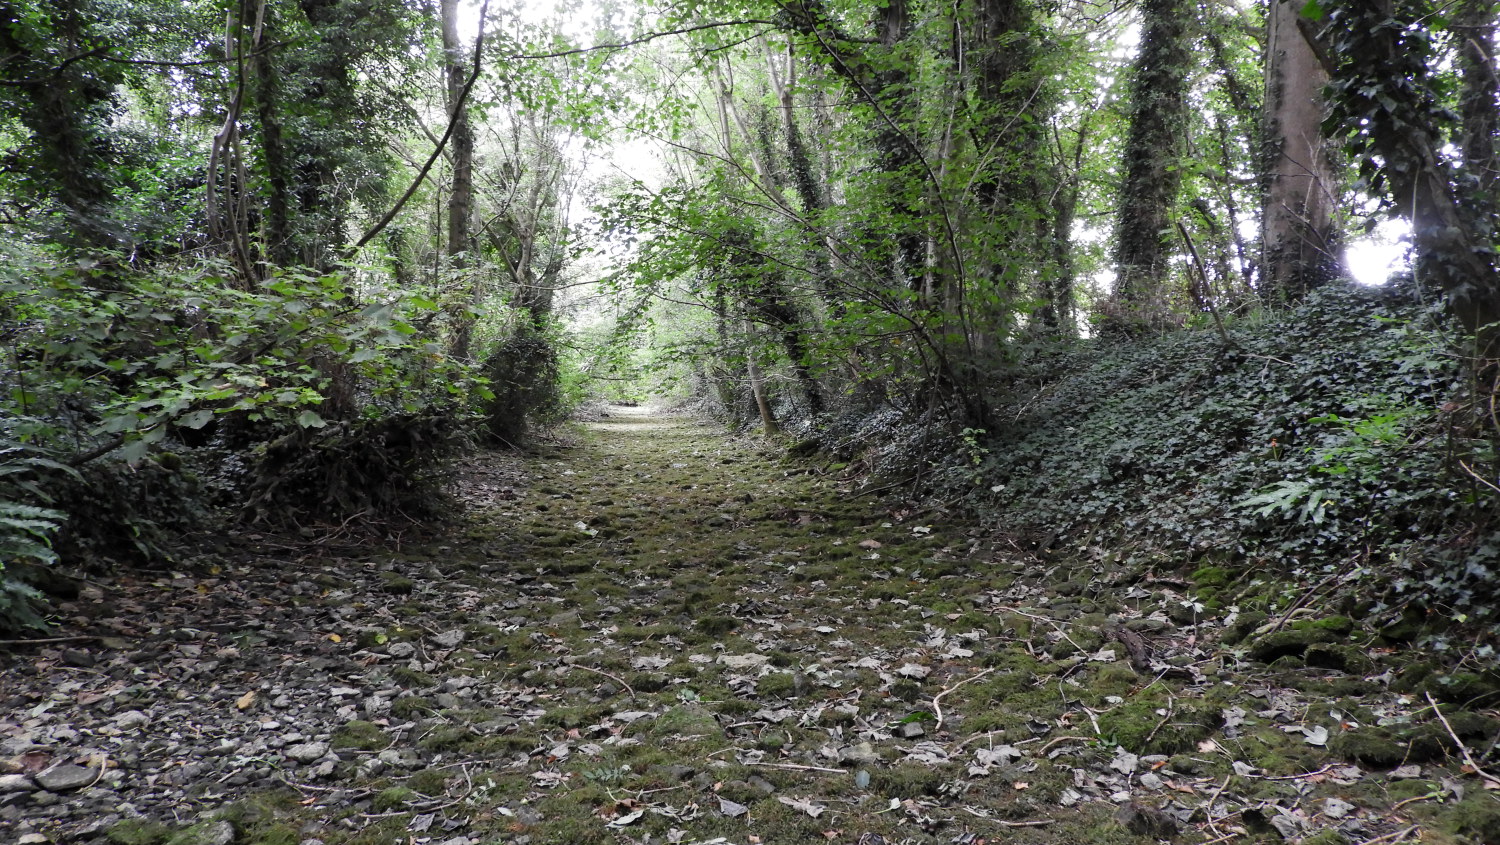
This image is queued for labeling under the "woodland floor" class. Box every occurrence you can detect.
[3,408,1499,845]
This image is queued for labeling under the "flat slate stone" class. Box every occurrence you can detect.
[35,764,98,792]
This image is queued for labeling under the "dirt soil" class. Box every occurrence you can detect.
[4,408,1499,845]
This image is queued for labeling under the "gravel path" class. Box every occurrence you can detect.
[3,409,1497,845]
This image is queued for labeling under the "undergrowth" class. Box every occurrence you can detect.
[975,281,1496,625]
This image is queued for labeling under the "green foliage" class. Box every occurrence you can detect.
[2,244,488,542]
[480,320,566,446]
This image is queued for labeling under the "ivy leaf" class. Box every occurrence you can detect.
[177,409,214,430]
[1299,0,1326,21]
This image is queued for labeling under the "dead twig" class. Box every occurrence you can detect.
[1425,691,1500,787]
[568,664,635,699]
[956,807,1053,826]
[1037,735,1095,755]
[1201,772,1233,835]
[747,762,844,774]
[932,667,996,732]
[1252,763,1339,781]
[1142,693,1176,748]
[1355,825,1419,845]
[1391,790,1443,811]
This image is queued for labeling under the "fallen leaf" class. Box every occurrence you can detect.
[327,633,342,643]
[607,809,645,827]
[719,797,749,817]
[235,690,257,711]
[777,795,827,818]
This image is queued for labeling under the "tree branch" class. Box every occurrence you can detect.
[350,0,491,254]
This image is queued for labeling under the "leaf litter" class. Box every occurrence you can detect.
[2,408,1497,844]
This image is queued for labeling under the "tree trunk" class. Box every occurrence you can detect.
[1456,0,1499,194]
[441,0,478,361]
[1110,0,1194,329]
[1261,0,1341,299]
[743,319,780,435]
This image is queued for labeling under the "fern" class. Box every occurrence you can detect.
[0,442,72,632]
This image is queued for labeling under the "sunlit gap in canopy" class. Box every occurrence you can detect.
[1345,218,1412,286]
[455,0,611,46]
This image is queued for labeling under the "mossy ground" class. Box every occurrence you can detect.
[97,408,1497,845]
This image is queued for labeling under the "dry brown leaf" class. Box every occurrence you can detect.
[235,690,257,711]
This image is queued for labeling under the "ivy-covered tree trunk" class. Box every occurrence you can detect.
[442,0,478,361]
[1455,0,1499,193]
[0,0,121,248]
[1261,0,1341,299]
[1110,0,1195,329]
[1317,0,1500,361]
[249,4,296,268]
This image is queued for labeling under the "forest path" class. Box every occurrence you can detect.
[2,410,1482,844]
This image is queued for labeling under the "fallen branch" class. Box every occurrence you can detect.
[932,667,996,732]
[1424,691,1500,787]
[0,635,104,647]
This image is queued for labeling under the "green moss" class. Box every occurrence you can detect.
[1298,615,1354,635]
[390,696,434,719]
[107,819,173,845]
[1098,696,1221,755]
[1438,795,1500,845]
[1192,566,1232,589]
[648,704,722,740]
[331,719,388,751]
[378,571,416,594]
[372,787,416,811]
[418,725,470,751]
[392,666,438,688]
[757,671,797,698]
[1221,610,1267,645]
[694,615,739,636]
[1425,671,1500,706]
[407,769,450,795]
[1092,663,1140,695]
[867,762,947,798]
[1300,830,1349,845]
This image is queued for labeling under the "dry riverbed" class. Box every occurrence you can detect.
[3,408,1498,845]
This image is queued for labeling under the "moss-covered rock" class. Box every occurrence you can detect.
[1424,671,1500,707]
[1304,643,1375,674]
[1248,626,1339,662]
[378,571,416,594]
[1328,728,1408,768]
